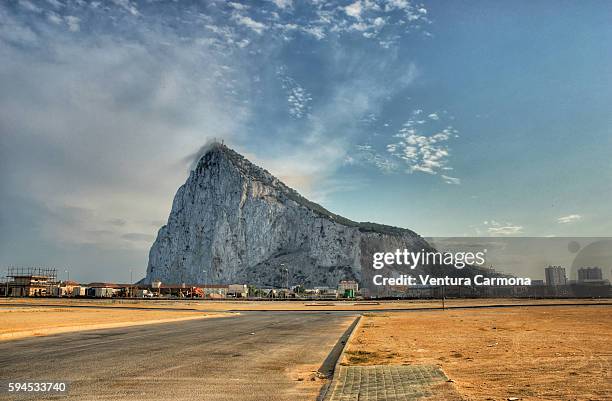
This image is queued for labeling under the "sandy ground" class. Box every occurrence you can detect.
[2,297,610,311]
[342,306,612,401]
[0,307,229,341]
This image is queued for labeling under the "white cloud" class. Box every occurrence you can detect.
[271,0,292,9]
[228,2,248,11]
[18,0,42,13]
[389,125,457,174]
[354,108,460,184]
[302,25,326,39]
[0,0,436,280]
[0,6,38,44]
[441,175,460,185]
[47,12,63,25]
[350,22,369,31]
[345,1,363,19]
[355,145,398,172]
[65,15,80,32]
[233,14,267,34]
[278,67,312,118]
[110,0,139,16]
[483,220,524,236]
[0,6,251,270]
[385,0,410,10]
[557,214,582,224]
[488,225,524,235]
[45,0,64,8]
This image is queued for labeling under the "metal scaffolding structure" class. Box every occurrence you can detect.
[3,267,59,297]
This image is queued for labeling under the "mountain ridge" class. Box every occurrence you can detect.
[145,142,479,290]
[192,142,418,237]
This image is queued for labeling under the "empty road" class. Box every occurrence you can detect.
[0,312,357,401]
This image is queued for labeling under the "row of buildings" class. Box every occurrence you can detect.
[0,267,361,299]
[545,265,607,286]
[2,265,610,299]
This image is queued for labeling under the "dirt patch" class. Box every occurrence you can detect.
[285,362,329,396]
[344,306,612,401]
[343,350,380,364]
[0,307,231,341]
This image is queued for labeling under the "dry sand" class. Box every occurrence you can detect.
[343,306,612,400]
[0,307,230,341]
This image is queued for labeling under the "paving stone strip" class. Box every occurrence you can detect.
[325,365,453,401]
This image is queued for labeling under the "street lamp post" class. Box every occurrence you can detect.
[280,264,289,297]
[202,270,207,300]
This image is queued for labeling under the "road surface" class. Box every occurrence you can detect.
[0,312,356,401]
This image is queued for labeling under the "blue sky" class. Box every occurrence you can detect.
[1,0,611,281]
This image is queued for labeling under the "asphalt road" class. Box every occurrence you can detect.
[0,312,357,401]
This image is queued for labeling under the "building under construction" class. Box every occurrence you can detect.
[2,267,58,297]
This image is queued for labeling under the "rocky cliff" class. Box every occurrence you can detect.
[145,143,472,289]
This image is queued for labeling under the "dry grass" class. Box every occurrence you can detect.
[0,307,228,341]
[344,306,612,401]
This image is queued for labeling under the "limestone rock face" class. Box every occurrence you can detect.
[145,143,433,288]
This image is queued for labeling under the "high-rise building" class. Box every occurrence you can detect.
[545,265,567,286]
[578,267,603,282]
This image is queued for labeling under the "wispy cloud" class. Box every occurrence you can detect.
[232,13,267,34]
[441,175,460,185]
[110,0,139,16]
[0,0,436,280]
[484,220,524,236]
[18,0,42,13]
[65,15,80,32]
[557,214,582,224]
[277,67,312,118]
[355,109,460,184]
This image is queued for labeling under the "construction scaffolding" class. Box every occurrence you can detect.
[3,267,58,297]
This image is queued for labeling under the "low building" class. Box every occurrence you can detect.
[5,267,57,297]
[72,286,87,297]
[52,280,80,297]
[314,286,338,299]
[228,284,248,298]
[201,284,229,298]
[86,283,121,298]
[338,280,359,297]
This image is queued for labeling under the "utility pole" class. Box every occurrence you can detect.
[442,285,446,310]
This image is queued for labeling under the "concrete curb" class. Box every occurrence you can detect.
[317,314,362,401]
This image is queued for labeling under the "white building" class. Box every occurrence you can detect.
[338,280,359,295]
